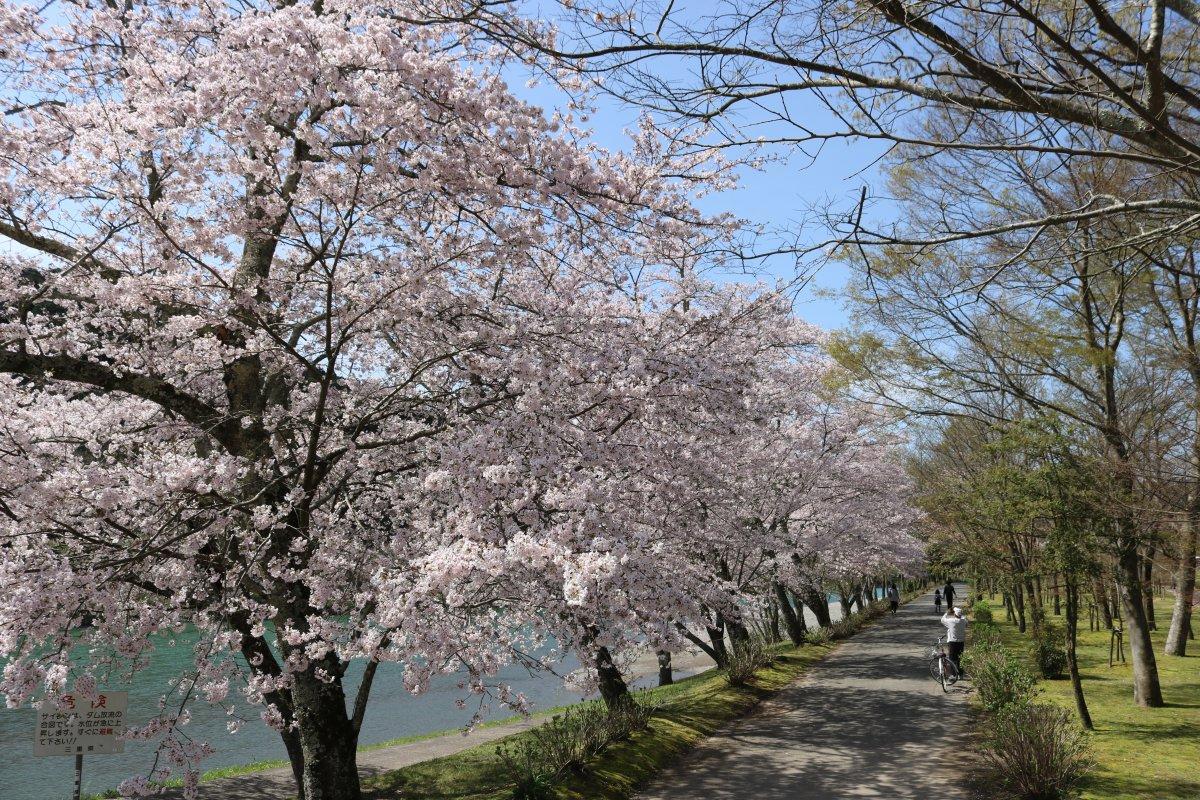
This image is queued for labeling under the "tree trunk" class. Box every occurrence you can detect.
[290,669,362,800]
[1064,577,1093,730]
[679,623,728,669]
[1095,579,1114,629]
[1023,573,1045,633]
[706,614,730,666]
[724,611,752,652]
[774,582,807,646]
[1053,573,1062,616]
[766,599,782,643]
[1003,592,1014,622]
[838,591,852,619]
[595,646,633,711]
[656,650,673,686]
[1166,513,1198,656]
[1013,582,1028,633]
[1142,547,1157,631]
[236,617,307,790]
[802,588,832,627]
[1116,545,1166,707]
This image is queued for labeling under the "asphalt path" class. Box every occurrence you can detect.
[636,585,973,800]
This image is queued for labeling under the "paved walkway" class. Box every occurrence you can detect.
[637,586,973,800]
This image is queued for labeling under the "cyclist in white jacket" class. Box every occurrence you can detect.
[941,607,968,675]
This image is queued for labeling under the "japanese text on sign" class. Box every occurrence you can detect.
[34,691,128,757]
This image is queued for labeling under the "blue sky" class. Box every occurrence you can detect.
[506,54,892,331]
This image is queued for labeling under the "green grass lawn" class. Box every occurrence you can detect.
[364,644,832,800]
[981,595,1199,800]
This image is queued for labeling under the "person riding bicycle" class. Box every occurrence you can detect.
[940,606,968,676]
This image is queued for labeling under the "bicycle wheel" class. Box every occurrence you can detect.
[928,655,944,683]
[942,657,960,688]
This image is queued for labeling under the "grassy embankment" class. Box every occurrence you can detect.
[980,594,1199,800]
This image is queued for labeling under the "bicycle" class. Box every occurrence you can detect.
[927,636,960,692]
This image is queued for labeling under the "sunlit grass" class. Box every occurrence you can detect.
[983,594,1199,800]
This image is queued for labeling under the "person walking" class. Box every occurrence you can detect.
[940,606,968,676]
[934,588,943,615]
[886,584,900,615]
[942,580,956,609]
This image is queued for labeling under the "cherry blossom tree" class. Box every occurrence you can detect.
[0,1,752,797]
[0,3,928,798]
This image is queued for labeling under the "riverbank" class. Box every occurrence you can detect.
[85,590,919,800]
[980,593,1199,799]
[143,650,720,800]
[73,610,834,798]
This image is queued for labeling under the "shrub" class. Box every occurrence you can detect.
[803,627,832,645]
[964,629,1038,712]
[973,599,994,625]
[496,742,556,800]
[496,695,656,796]
[724,638,776,685]
[1032,625,1068,679]
[979,704,1094,800]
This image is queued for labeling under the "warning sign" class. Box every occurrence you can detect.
[34,691,128,757]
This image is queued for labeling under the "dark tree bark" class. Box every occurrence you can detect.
[1116,544,1166,706]
[1023,572,1046,633]
[774,582,807,646]
[1064,577,1094,730]
[679,623,729,669]
[801,588,832,628]
[1095,579,1114,630]
[656,650,673,686]
[1143,547,1157,631]
[691,610,732,668]
[1053,573,1062,616]
[724,611,752,652]
[1013,582,1028,633]
[766,598,783,643]
[290,668,362,800]
[1166,513,1198,656]
[837,590,853,619]
[595,646,633,711]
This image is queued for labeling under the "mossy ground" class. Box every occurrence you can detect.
[981,594,1199,800]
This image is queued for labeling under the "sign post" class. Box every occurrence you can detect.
[34,691,128,800]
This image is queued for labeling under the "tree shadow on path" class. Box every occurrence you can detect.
[638,588,977,800]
